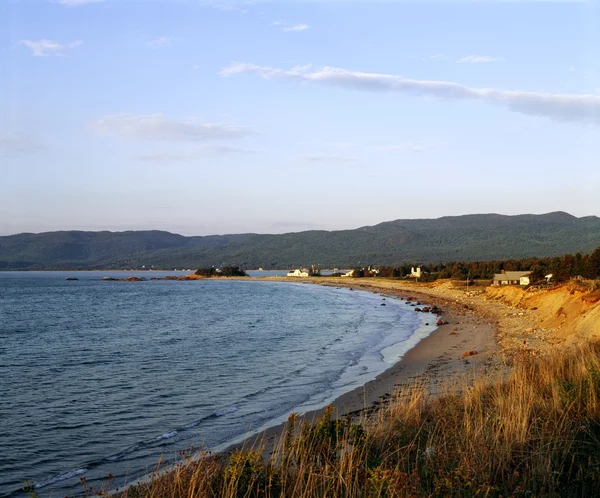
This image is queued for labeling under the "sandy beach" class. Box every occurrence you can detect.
[221,275,600,460]
[118,275,599,495]
[221,277,514,460]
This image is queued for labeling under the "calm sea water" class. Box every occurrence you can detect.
[0,272,433,497]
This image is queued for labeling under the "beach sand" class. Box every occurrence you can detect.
[221,277,513,460]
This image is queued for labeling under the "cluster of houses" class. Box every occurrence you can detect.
[286,266,548,287]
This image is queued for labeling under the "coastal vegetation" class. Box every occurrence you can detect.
[374,246,600,283]
[194,266,248,277]
[95,342,600,497]
[1,212,599,270]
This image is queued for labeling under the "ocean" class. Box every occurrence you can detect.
[0,272,434,497]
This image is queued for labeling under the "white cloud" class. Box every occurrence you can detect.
[58,0,104,6]
[273,21,310,32]
[215,4,248,14]
[88,114,257,141]
[0,132,41,152]
[220,62,600,125]
[18,39,82,57]
[147,37,173,48]
[456,55,504,63]
[137,147,264,163]
[298,153,357,162]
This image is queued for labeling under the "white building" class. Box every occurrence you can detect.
[287,269,309,277]
[410,267,422,278]
[492,271,531,286]
[341,269,355,278]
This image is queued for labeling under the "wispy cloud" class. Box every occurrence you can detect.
[0,132,41,152]
[215,4,249,14]
[57,0,104,6]
[456,55,504,64]
[147,37,173,48]
[273,21,310,32]
[220,63,600,125]
[298,153,357,162]
[137,147,264,164]
[18,39,82,57]
[88,114,257,141]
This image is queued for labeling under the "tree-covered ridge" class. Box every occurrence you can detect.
[0,212,598,270]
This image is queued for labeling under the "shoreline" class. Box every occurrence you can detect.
[210,277,503,462]
[122,277,502,492]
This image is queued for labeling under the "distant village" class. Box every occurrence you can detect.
[285,265,556,287]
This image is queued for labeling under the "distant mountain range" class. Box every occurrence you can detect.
[1,212,599,270]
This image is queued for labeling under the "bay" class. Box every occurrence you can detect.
[0,272,429,497]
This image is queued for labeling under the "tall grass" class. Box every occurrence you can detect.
[112,344,600,497]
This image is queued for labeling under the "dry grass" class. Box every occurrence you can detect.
[91,343,600,498]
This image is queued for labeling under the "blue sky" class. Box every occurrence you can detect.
[1,0,599,236]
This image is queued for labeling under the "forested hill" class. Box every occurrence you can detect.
[1,212,599,270]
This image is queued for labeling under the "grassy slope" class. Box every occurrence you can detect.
[110,344,600,498]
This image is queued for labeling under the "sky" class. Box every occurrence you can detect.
[1,0,599,236]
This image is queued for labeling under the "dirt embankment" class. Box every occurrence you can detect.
[305,277,599,359]
[485,281,600,347]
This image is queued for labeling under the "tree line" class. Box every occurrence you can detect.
[370,246,600,283]
[194,266,248,277]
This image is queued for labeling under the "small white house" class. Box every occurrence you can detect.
[410,267,422,278]
[492,271,531,286]
[341,269,355,278]
[287,269,309,277]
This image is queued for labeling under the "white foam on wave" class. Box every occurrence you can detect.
[36,468,86,488]
[215,406,238,416]
[157,430,178,440]
[213,291,434,454]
